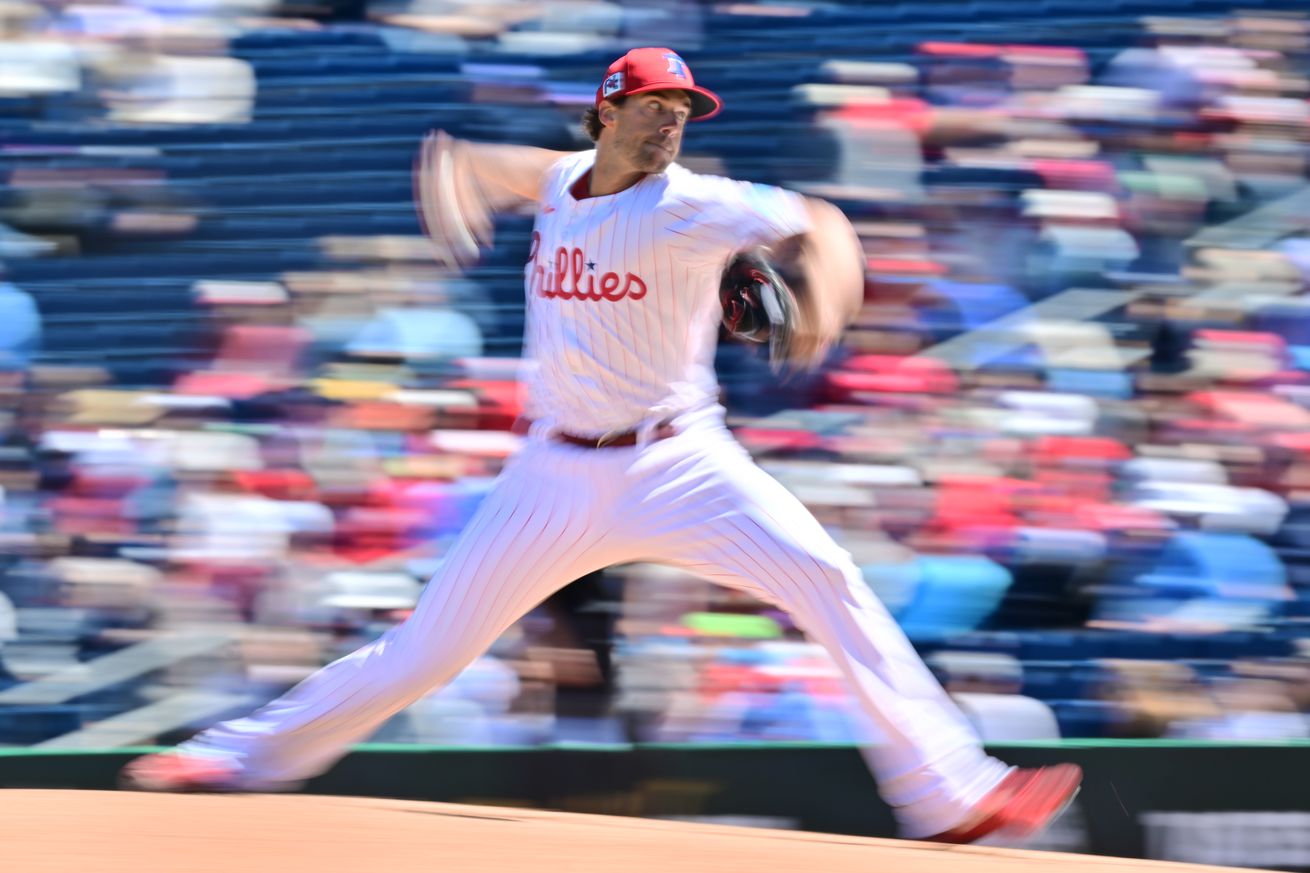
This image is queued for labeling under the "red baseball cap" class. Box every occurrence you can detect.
[595,47,723,121]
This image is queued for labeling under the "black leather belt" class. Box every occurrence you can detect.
[513,417,676,448]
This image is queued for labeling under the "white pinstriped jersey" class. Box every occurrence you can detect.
[522,149,811,436]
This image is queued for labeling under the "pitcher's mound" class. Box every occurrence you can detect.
[0,790,1256,873]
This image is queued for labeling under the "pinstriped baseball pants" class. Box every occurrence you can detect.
[183,418,1008,837]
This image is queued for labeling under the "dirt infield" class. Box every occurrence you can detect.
[0,790,1263,873]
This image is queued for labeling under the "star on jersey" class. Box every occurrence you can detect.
[586,261,596,271]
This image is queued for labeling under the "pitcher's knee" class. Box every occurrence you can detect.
[388,642,465,690]
[772,547,863,597]
[348,630,455,693]
[808,549,848,579]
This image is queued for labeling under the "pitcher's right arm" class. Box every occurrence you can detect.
[415,131,572,268]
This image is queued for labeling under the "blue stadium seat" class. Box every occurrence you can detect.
[232,29,387,52]
[0,704,121,745]
[1019,631,1096,661]
[1048,699,1126,738]
[1021,661,1091,700]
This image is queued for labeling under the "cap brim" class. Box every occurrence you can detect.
[624,83,723,121]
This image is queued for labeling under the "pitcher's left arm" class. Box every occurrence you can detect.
[773,197,866,369]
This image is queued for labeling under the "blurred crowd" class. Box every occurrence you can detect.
[1,0,1310,750]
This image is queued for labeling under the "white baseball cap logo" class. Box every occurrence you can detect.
[664,52,688,78]
[602,72,625,98]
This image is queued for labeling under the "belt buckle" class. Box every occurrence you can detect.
[594,429,622,448]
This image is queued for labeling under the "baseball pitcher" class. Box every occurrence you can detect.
[123,47,1079,845]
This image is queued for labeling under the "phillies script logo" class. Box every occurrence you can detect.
[526,232,647,302]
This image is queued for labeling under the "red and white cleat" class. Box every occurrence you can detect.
[924,763,1083,845]
[119,753,243,793]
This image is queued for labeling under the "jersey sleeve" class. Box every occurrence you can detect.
[668,170,813,264]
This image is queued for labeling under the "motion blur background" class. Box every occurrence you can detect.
[0,0,1308,762]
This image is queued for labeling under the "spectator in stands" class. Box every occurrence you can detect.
[0,266,41,376]
[1099,660,1219,739]
[92,34,256,125]
[0,0,80,115]
[0,587,17,683]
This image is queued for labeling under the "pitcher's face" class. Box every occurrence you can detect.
[602,89,692,174]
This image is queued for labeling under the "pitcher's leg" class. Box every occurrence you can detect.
[626,430,1008,837]
[175,445,621,785]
